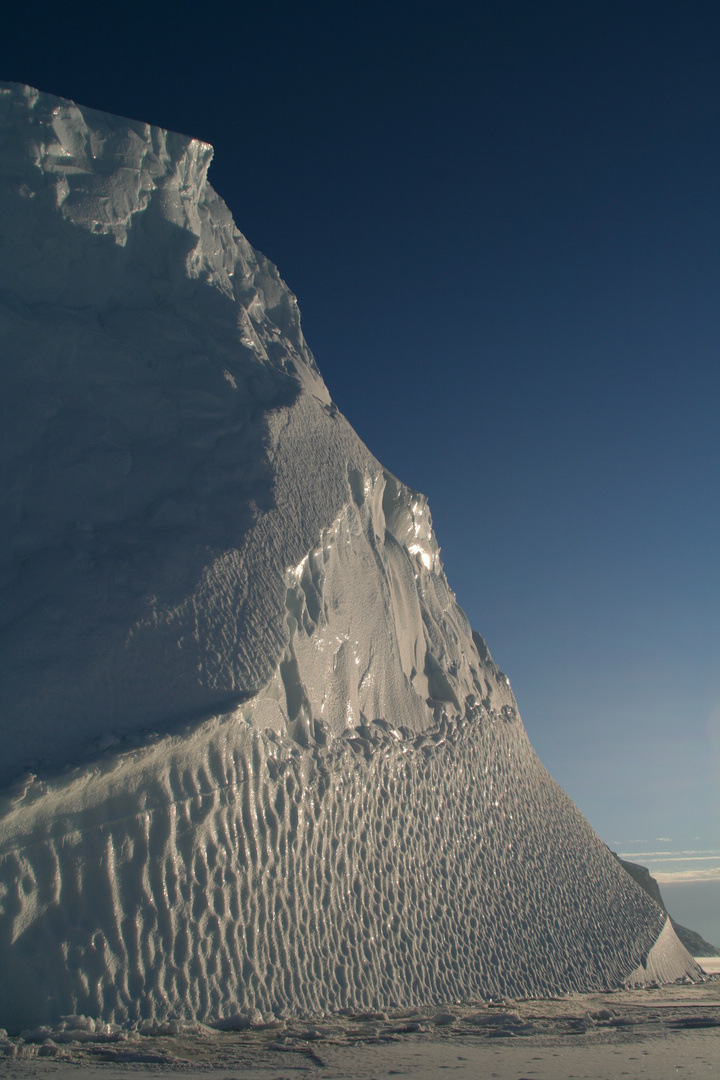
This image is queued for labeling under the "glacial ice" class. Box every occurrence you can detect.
[0,81,701,1031]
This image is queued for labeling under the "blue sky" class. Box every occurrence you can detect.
[3,0,718,943]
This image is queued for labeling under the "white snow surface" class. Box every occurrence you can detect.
[0,82,700,1030]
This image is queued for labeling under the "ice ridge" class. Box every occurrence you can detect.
[0,82,701,1029]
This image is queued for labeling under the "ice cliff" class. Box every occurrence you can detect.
[0,82,700,1031]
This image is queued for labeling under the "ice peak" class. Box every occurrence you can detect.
[1,80,213,248]
[1,80,328,410]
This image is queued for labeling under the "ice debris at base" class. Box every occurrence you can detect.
[3,985,719,1065]
[0,81,701,1031]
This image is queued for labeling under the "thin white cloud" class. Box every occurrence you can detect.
[654,868,720,884]
[617,848,720,883]
[618,850,720,860]
[626,855,720,863]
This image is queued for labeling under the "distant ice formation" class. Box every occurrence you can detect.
[0,82,700,1031]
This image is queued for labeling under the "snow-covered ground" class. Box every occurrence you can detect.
[0,81,702,1031]
[2,979,719,1078]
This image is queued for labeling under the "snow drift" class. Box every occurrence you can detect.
[0,82,700,1031]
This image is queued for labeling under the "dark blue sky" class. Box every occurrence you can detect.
[3,0,719,928]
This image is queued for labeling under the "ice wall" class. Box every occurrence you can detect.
[0,82,700,1029]
[0,81,512,786]
[1,703,698,1031]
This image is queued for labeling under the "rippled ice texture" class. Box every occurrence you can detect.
[0,81,700,1031]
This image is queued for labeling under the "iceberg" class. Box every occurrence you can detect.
[0,81,700,1031]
